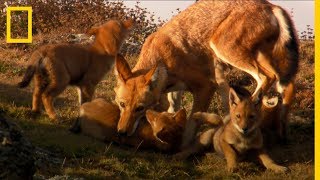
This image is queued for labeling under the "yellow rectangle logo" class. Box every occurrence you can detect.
[6,6,33,43]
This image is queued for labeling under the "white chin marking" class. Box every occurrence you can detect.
[233,123,244,134]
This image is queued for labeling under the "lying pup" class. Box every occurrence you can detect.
[71,98,188,152]
[18,19,133,120]
[175,86,287,173]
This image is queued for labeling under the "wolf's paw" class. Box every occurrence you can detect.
[271,165,288,173]
[227,164,237,173]
[26,110,40,119]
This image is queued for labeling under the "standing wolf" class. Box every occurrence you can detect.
[18,19,133,120]
[114,0,299,146]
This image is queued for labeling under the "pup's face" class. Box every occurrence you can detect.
[145,109,187,144]
[229,88,262,135]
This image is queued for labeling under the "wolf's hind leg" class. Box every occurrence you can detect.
[41,64,70,120]
[181,84,215,149]
[214,60,229,115]
[174,129,215,160]
[32,74,46,113]
[276,81,295,141]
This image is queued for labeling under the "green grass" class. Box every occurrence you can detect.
[0,40,314,179]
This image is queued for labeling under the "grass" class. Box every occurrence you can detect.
[0,36,314,179]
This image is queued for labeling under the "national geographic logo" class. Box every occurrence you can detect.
[6,6,32,43]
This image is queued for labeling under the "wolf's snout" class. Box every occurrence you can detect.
[117,128,128,136]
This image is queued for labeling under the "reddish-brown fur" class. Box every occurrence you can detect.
[18,19,133,120]
[114,0,299,146]
[73,98,187,152]
[175,87,287,173]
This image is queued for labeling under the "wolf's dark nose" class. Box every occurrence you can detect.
[243,128,248,134]
[117,130,127,137]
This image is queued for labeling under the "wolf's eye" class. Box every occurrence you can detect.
[120,102,125,108]
[249,114,255,120]
[236,114,240,119]
[135,105,145,112]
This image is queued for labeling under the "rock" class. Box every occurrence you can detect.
[67,34,94,44]
[0,112,36,179]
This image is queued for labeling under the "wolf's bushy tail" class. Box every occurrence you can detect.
[17,52,43,88]
[272,6,299,85]
[18,66,36,88]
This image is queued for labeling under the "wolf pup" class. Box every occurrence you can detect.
[18,19,133,120]
[175,87,287,173]
[71,98,187,152]
[113,0,299,147]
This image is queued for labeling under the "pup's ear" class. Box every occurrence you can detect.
[87,26,99,36]
[173,109,187,124]
[122,19,134,30]
[146,109,160,126]
[114,54,132,84]
[229,87,241,107]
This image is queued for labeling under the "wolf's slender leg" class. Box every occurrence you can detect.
[276,81,295,141]
[181,84,215,148]
[214,60,229,115]
[167,91,183,113]
[32,74,45,113]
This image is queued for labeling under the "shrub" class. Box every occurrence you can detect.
[0,0,165,55]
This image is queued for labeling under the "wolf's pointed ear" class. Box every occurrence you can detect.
[173,109,187,124]
[115,54,133,84]
[144,63,167,102]
[122,19,134,30]
[146,110,159,125]
[87,26,99,36]
[229,88,241,107]
[144,63,167,89]
[144,65,158,86]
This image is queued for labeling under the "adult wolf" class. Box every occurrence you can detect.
[114,0,299,146]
